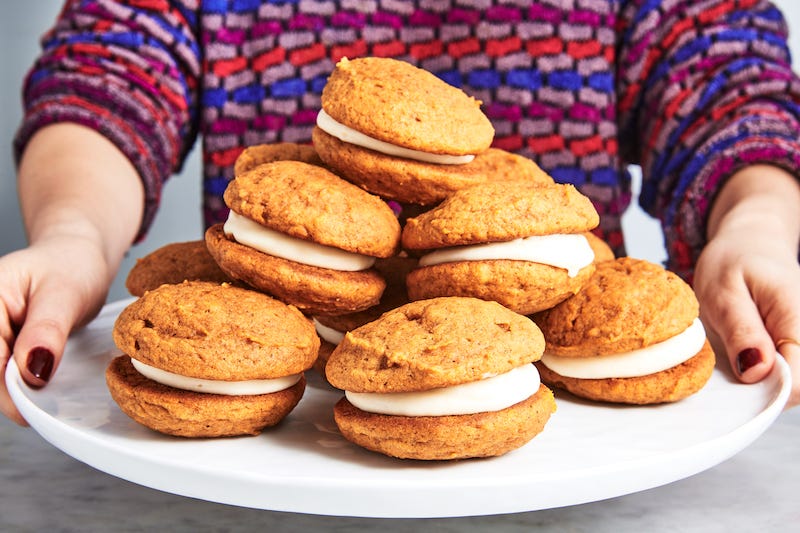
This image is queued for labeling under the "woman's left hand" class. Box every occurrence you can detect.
[694,165,800,408]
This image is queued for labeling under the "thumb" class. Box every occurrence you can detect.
[12,283,79,389]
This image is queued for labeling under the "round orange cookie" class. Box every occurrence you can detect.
[333,386,555,461]
[125,240,230,297]
[533,257,715,404]
[108,281,319,437]
[534,257,699,356]
[402,181,599,314]
[206,225,386,316]
[233,142,324,176]
[106,357,306,437]
[314,128,552,205]
[536,345,715,405]
[325,297,556,460]
[224,160,399,257]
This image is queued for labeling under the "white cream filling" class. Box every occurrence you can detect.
[224,210,375,271]
[540,318,707,379]
[418,233,595,277]
[345,363,540,417]
[130,358,302,396]
[312,318,346,345]
[316,109,475,165]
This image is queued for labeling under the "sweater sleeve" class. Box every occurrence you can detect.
[13,0,201,240]
[616,0,800,282]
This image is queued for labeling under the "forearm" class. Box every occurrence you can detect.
[17,123,145,284]
[707,165,800,253]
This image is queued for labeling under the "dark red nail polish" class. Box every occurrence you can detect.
[27,347,54,384]
[736,348,763,375]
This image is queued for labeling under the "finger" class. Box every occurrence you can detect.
[11,282,77,389]
[1,338,29,426]
[0,303,18,346]
[778,342,800,409]
[762,310,800,410]
[747,265,800,407]
[0,281,29,424]
[699,278,775,384]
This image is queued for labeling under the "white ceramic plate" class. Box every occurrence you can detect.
[7,299,791,518]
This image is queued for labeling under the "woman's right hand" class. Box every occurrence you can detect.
[1,123,145,425]
[0,234,113,425]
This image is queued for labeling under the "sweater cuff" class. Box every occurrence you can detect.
[665,119,800,283]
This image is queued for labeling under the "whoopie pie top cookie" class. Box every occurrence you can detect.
[113,281,319,381]
[318,57,494,157]
[233,142,324,176]
[224,160,400,258]
[125,240,231,297]
[325,296,544,393]
[534,257,700,357]
[402,181,598,250]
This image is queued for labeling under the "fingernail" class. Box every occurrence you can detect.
[736,348,763,375]
[27,347,54,385]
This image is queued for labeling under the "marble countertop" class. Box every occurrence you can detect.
[1,403,798,532]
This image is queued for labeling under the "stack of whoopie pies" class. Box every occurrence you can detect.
[109,57,713,460]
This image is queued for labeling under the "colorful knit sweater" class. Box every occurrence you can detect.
[14,0,800,282]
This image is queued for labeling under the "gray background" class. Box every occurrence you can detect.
[2,1,799,303]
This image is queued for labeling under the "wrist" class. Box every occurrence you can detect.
[26,205,124,286]
[707,165,800,245]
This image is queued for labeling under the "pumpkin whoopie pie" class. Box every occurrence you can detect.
[205,160,401,315]
[325,297,556,460]
[532,257,715,404]
[107,281,319,437]
[401,181,599,314]
[313,57,520,206]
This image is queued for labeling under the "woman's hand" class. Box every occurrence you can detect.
[694,165,800,408]
[0,235,112,424]
[0,124,144,425]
